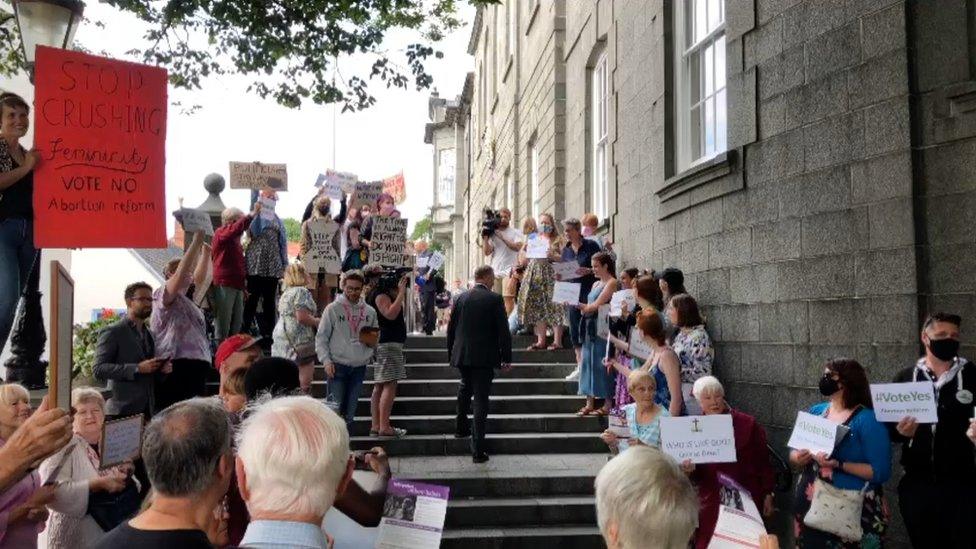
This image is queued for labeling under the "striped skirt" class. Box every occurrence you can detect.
[373,342,407,383]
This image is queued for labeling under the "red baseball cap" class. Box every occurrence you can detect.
[214,334,261,372]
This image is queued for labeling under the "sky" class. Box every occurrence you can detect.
[7,1,476,234]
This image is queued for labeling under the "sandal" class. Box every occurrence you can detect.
[547,343,562,350]
[377,427,408,438]
[576,406,596,417]
[592,408,610,417]
[369,429,379,437]
[527,343,546,351]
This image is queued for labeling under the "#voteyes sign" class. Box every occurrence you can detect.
[33,46,168,247]
[525,233,549,259]
[552,281,581,305]
[609,289,636,317]
[660,415,737,464]
[786,411,846,455]
[870,382,938,423]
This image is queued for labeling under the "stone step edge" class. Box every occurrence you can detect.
[353,413,600,421]
[448,495,594,508]
[350,432,601,442]
[441,525,601,538]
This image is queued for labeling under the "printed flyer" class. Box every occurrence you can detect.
[375,479,450,549]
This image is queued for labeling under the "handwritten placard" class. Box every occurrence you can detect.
[99,414,144,469]
[628,327,653,360]
[427,252,446,272]
[371,216,410,266]
[324,169,358,192]
[383,171,407,205]
[525,234,549,259]
[660,415,737,464]
[552,261,581,281]
[178,208,214,237]
[610,290,636,317]
[552,281,581,305]
[303,219,342,274]
[229,161,288,191]
[870,382,938,423]
[32,47,168,248]
[351,180,385,209]
[786,411,843,455]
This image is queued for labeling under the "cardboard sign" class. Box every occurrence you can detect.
[870,382,939,423]
[786,411,846,455]
[370,216,409,266]
[552,281,581,305]
[99,414,144,469]
[660,415,737,465]
[628,327,653,360]
[258,196,277,221]
[610,290,636,317]
[552,261,581,281]
[303,219,342,274]
[32,47,168,248]
[383,171,407,205]
[427,252,446,272]
[351,180,385,209]
[325,169,358,193]
[525,234,549,259]
[229,161,288,190]
[376,479,449,549]
[178,208,214,237]
[49,261,74,411]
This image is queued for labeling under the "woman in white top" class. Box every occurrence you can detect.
[39,388,132,549]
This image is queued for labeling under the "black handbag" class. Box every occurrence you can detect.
[87,477,141,532]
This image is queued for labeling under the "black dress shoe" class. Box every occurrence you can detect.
[454,431,471,439]
[472,453,489,464]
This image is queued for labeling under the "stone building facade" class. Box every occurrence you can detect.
[461,0,976,544]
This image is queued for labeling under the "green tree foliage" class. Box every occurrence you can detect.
[72,310,123,385]
[282,217,302,243]
[0,1,498,110]
[410,213,443,252]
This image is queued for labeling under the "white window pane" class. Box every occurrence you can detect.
[704,96,715,156]
[685,0,695,48]
[689,51,702,105]
[707,0,721,33]
[715,35,726,91]
[716,88,727,152]
[690,104,703,161]
[704,43,714,96]
[697,0,709,43]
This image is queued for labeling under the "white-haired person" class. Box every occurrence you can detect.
[594,446,698,549]
[0,383,56,548]
[211,201,260,341]
[600,370,670,451]
[680,377,776,549]
[236,396,355,548]
[39,388,138,549]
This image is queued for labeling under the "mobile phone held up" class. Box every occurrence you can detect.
[353,450,379,471]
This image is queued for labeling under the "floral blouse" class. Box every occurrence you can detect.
[672,324,714,383]
[271,287,317,358]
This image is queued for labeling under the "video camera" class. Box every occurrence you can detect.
[481,208,502,238]
[371,266,413,294]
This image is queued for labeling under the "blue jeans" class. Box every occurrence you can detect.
[0,219,36,354]
[329,364,367,428]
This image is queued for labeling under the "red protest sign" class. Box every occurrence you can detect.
[383,171,406,205]
[32,46,168,248]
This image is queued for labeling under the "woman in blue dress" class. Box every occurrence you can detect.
[575,252,618,416]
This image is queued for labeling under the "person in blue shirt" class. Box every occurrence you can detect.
[559,218,602,381]
[789,358,891,548]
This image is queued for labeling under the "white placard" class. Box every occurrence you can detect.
[552,281,581,305]
[371,216,410,267]
[416,256,430,269]
[628,327,653,360]
[786,411,843,455]
[525,234,549,259]
[552,261,581,281]
[258,197,277,220]
[427,252,445,272]
[660,415,737,465]
[597,305,611,339]
[609,289,636,317]
[326,169,359,194]
[99,414,144,469]
[229,161,288,190]
[179,208,214,237]
[870,381,939,423]
[303,219,342,274]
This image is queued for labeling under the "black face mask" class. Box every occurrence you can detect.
[818,374,840,397]
[928,338,960,362]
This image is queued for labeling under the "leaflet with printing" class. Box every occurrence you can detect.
[375,479,450,549]
[706,474,767,549]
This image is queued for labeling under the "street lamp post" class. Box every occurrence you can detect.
[3,0,84,388]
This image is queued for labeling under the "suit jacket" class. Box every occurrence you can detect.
[93,318,158,417]
[447,284,512,369]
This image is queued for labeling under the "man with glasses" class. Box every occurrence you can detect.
[94,282,173,419]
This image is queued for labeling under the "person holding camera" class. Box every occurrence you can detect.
[367,270,410,438]
[481,208,523,315]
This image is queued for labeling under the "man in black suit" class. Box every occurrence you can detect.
[447,265,513,463]
[94,282,172,419]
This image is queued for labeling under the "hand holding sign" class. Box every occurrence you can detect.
[100,415,144,469]
[178,208,214,237]
[552,282,581,305]
[870,382,938,423]
[786,411,845,456]
[660,415,737,464]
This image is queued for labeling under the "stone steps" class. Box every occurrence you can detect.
[349,413,605,436]
[405,348,576,364]
[209,377,581,398]
[446,496,596,528]
[440,526,603,549]
[358,395,591,416]
[350,432,606,456]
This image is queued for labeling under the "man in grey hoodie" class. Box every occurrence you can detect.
[316,270,379,428]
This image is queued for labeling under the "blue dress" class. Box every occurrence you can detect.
[622,403,671,449]
[578,283,614,399]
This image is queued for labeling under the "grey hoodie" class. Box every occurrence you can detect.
[315,294,379,367]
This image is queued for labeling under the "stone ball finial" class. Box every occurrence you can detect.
[204,173,225,195]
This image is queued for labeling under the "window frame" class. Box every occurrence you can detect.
[436,149,457,207]
[529,139,541,220]
[674,0,727,172]
[590,51,609,222]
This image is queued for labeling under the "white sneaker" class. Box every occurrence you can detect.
[565,367,580,381]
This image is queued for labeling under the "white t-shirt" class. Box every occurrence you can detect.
[489,226,523,277]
